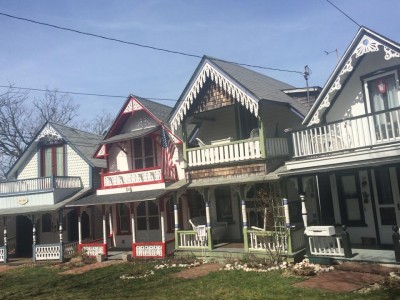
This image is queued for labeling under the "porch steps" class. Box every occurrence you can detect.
[107,250,131,261]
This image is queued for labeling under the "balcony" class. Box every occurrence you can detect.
[0,176,82,196]
[186,137,288,167]
[100,167,164,190]
[291,107,400,158]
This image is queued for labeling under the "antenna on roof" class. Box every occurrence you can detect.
[325,49,339,59]
[303,65,312,107]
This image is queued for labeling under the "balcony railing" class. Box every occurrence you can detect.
[0,176,83,195]
[291,107,400,158]
[101,167,163,189]
[186,137,289,167]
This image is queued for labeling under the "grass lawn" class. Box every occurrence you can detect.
[0,261,397,300]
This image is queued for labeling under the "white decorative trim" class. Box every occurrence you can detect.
[97,145,106,157]
[37,124,62,140]
[308,34,400,126]
[135,245,163,257]
[124,99,143,113]
[384,46,400,60]
[171,62,259,130]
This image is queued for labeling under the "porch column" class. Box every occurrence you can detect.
[237,185,249,252]
[78,208,82,244]
[173,192,179,249]
[283,198,292,254]
[102,206,106,245]
[58,210,64,262]
[131,203,136,244]
[160,199,165,243]
[201,188,213,250]
[108,206,113,247]
[301,194,308,227]
[3,217,7,263]
[32,215,36,262]
[258,116,266,158]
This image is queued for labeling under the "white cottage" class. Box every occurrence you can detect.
[0,122,105,262]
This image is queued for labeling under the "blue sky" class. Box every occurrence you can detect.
[1,0,399,122]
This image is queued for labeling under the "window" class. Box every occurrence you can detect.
[136,201,159,230]
[215,187,233,223]
[366,72,400,113]
[337,173,365,226]
[118,204,131,234]
[41,145,65,177]
[132,137,155,169]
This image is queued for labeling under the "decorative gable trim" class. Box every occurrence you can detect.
[170,62,259,131]
[36,124,63,144]
[308,33,400,126]
[124,98,143,113]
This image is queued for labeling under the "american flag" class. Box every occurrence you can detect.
[161,127,176,180]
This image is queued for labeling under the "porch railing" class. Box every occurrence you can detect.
[0,176,82,195]
[63,241,79,258]
[187,138,261,167]
[78,236,112,257]
[307,235,345,256]
[34,243,62,261]
[291,107,400,158]
[177,230,208,249]
[247,229,288,253]
[0,246,5,262]
[265,137,289,157]
[101,167,163,189]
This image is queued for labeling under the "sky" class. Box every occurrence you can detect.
[1,0,400,123]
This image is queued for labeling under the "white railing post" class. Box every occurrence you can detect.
[102,214,106,245]
[78,215,82,244]
[131,209,136,244]
[160,200,165,243]
[301,194,307,228]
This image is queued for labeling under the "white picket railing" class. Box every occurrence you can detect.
[0,176,82,195]
[178,230,208,248]
[102,168,162,188]
[308,236,345,256]
[187,138,261,167]
[248,230,288,253]
[292,108,400,158]
[0,246,5,262]
[63,241,79,258]
[35,244,62,261]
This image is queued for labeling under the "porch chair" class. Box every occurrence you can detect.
[189,216,228,244]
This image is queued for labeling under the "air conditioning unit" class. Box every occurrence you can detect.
[304,226,335,236]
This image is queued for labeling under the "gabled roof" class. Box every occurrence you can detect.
[169,55,308,131]
[94,95,180,158]
[7,122,106,178]
[304,26,400,126]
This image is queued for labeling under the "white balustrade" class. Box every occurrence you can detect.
[81,245,104,256]
[292,108,400,158]
[248,230,288,253]
[308,236,344,256]
[103,168,162,188]
[0,247,5,262]
[187,138,261,167]
[178,231,208,248]
[63,241,79,258]
[53,177,82,189]
[135,245,163,257]
[35,244,61,261]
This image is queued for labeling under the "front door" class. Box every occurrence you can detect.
[373,167,400,244]
[16,215,33,257]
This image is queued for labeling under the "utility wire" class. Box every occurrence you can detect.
[0,12,304,75]
[0,85,177,102]
[325,0,361,27]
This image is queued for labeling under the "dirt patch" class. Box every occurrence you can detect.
[171,263,221,279]
[0,265,18,273]
[335,262,400,275]
[59,260,121,275]
[293,270,385,293]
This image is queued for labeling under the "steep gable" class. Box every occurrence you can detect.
[304,27,400,126]
[169,56,307,131]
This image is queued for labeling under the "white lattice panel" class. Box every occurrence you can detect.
[66,145,91,188]
[0,247,5,262]
[135,245,163,257]
[35,245,61,261]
